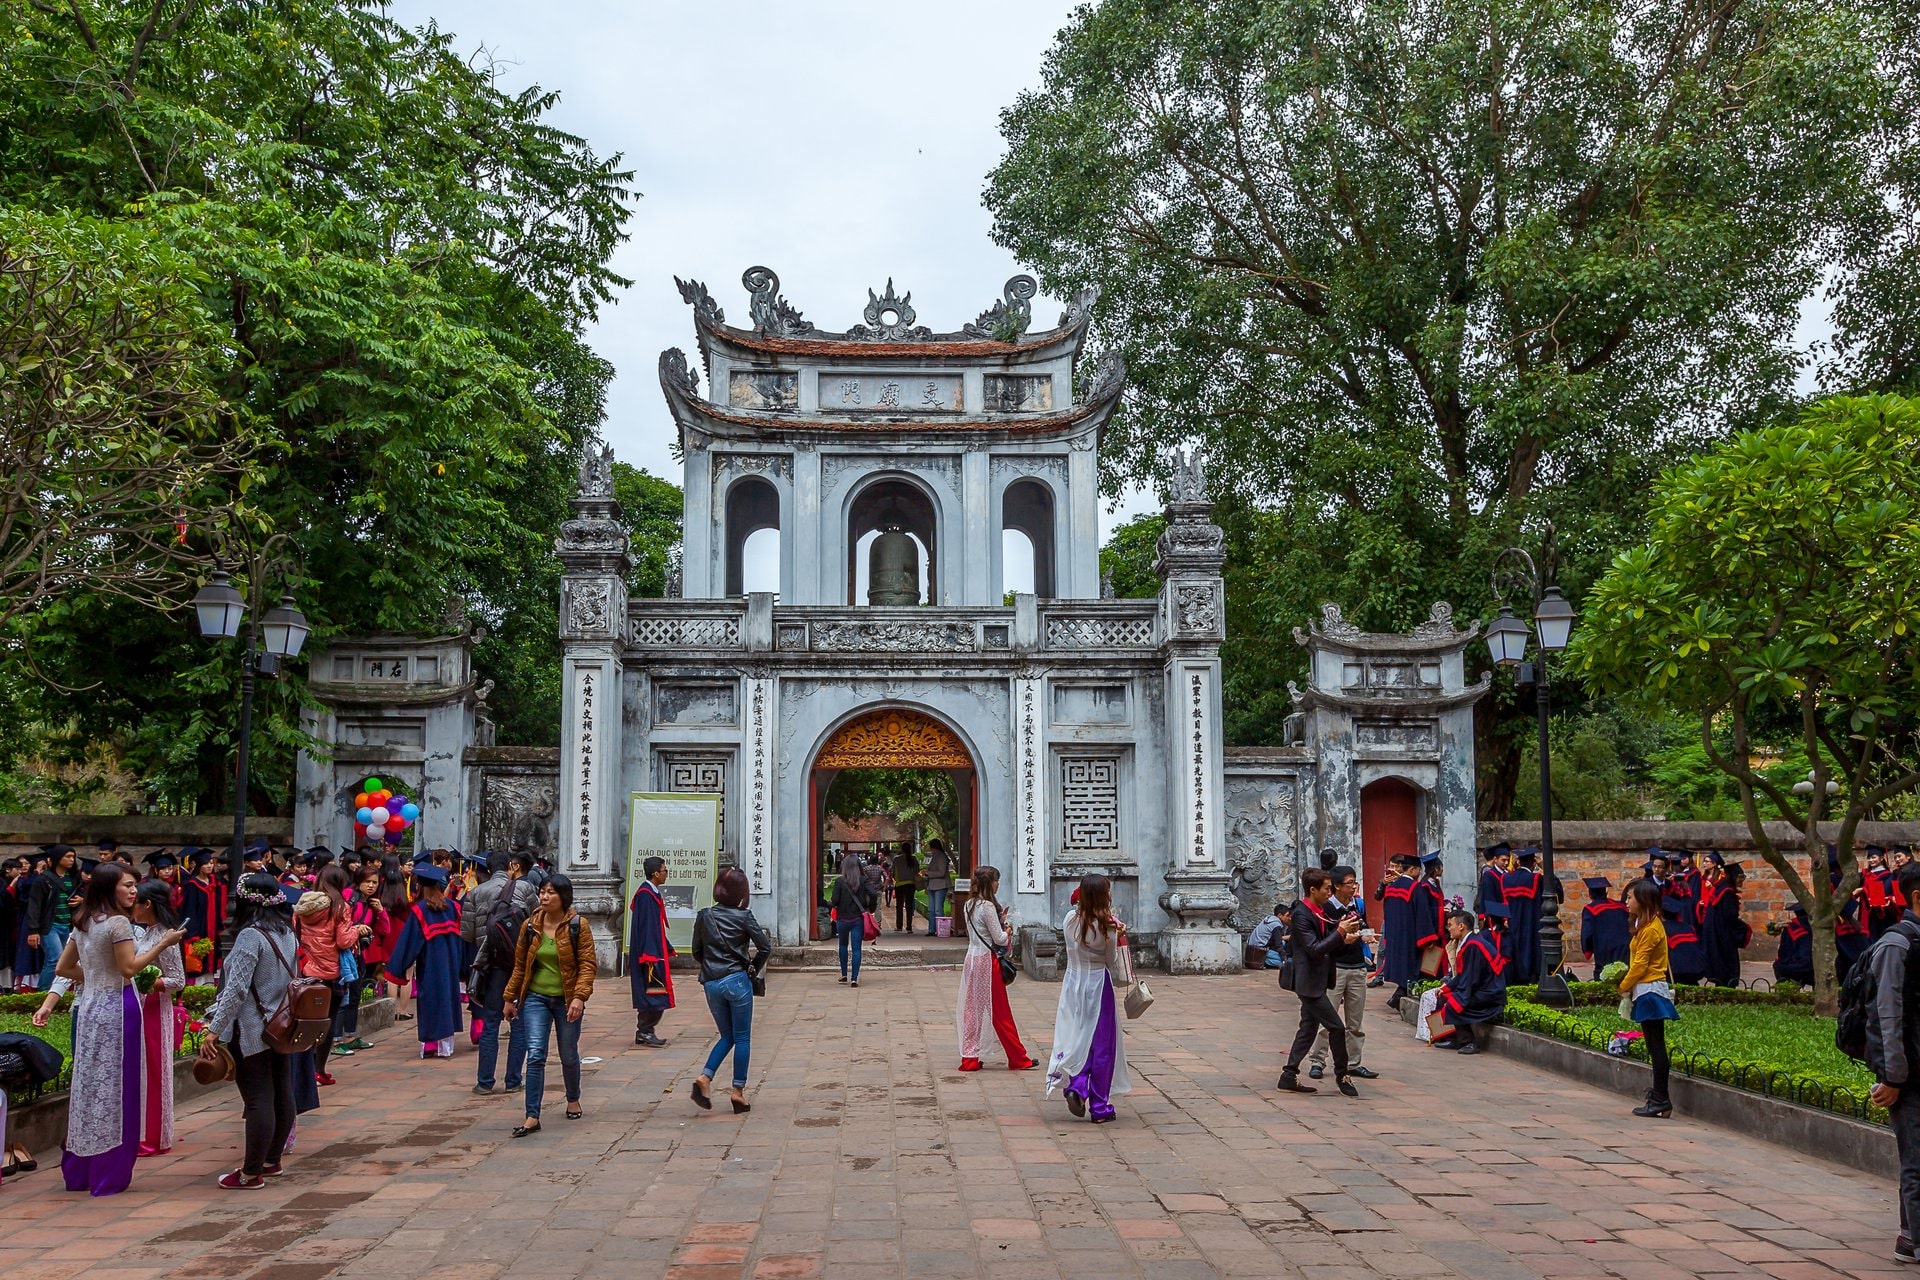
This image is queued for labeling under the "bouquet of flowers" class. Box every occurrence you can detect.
[132,964,163,995]
[189,938,215,958]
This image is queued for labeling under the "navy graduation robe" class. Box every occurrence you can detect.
[1665,914,1707,985]
[1773,911,1814,984]
[1378,874,1418,988]
[179,875,228,970]
[1580,899,1632,980]
[627,881,676,1012]
[1499,868,1543,983]
[1836,898,1869,983]
[386,899,465,1043]
[1410,876,1450,976]
[1699,882,1748,988]
[1442,930,1508,1027]
[1476,866,1507,915]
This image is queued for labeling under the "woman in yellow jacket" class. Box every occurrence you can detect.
[1621,879,1681,1118]
[502,873,597,1138]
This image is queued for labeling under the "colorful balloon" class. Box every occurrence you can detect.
[369,806,390,825]
[355,806,373,824]
[354,792,370,809]
[385,829,403,844]
[401,803,420,822]
[365,777,383,792]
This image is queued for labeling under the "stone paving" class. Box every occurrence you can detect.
[0,967,1897,1280]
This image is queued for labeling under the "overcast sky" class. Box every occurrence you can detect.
[386,0,1160,548]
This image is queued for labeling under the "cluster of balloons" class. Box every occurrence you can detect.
[353,777,419,846]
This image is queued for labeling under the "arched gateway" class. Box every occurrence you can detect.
[544,265,1489,966]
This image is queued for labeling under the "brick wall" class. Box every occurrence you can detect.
[1481,820,1920,963]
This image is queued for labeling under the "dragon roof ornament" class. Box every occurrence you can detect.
[672,269,1093,347]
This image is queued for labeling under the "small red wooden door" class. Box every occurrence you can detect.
[1359,778,1420,921]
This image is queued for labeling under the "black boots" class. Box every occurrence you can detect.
[1632,1091,1673,1119]
[1276,1069,1317,1093]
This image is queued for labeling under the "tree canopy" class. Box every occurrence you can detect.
[992,0,1907,805]
[1573,394,1920,1008]
[0,0,639,810]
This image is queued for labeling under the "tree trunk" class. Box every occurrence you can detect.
[1809,901,1839,1018]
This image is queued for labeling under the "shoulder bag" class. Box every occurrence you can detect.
[965,902,1017,985]
[249,929,334,1054]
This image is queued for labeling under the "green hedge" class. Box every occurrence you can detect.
[0,983,218,1016]
[1505,980,1813,1008]
[1504,997,1882,1125]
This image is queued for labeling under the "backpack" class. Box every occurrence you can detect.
[249,929,334,1054]
[1837,919,1920,1063]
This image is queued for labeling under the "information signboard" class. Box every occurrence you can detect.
[626,792,722,955]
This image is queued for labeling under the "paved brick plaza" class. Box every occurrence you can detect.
[0,966,1895,1279]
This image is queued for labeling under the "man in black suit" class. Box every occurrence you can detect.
[1278,867,1365,1097]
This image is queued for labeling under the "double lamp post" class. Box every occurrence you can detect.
[191,536,309,920]
[1486,547,1578,1008]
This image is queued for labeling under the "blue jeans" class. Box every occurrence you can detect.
[476,1004,529,1090]
[927,889,948,932]
[518,993,581,1120]
[836,918,864,980]
[701,971,755,1088]
[36,923,70,989]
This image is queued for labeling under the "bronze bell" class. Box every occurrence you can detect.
[867,523,921,605]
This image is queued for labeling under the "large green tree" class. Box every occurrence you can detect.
[992,0,1898,808]
[0,0,635,808]
[1574,395,1920,1012]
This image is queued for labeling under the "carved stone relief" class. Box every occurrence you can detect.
[1225,777,1298,932]
[566,580,613,634]
[809,620,975,653]
[1174,582,1220,634]
[728,371,799,411]
[481,773,559,862]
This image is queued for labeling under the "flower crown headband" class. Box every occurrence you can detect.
[237,884,288,908]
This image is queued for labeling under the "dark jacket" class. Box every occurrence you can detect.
[691,904,771,986]
[1286,898,1349,999]
[830,872,876,921]
[1867,914,1920,1087]
[24,870,80,936]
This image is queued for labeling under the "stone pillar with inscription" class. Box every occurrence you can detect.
[1153,451,1240,974]
[557,443,631,968]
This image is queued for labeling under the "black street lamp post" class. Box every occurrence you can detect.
[1488,547,1578,1008]
[191,535,308,931]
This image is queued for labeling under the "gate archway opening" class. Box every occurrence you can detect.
[807,707,977,942]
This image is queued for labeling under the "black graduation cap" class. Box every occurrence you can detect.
[1583,876,1611,894]
[1724,860,1746,876]
[412,863,449,886]
[245,837,272,856]
[1705,850,1725,867]
[181,846,212,869]
[79,855,101,874]
[1674,847,1698,864]
[1482,902,1510,921]
[96,838,120,852]
[462,852,488,871]
[1483,842,1511,862]
[1419,850,1443,868]
[1516,847,1538,865]
[146,852,178,870]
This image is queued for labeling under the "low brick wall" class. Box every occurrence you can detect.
[1483,820,1920,962]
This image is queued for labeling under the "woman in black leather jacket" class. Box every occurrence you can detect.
[689,866,771,1114]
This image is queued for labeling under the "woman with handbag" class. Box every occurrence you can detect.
[201,873,299,1190]
[1044,873,1133,1124]
[335,869,389,1054]
[831,851,875,987]
[955,866,1035,1072]
[294,866,369,1086]
[690,867,771,1115]
[1621,878,1680,1119]
[501,873,596,1137]
[131,880,186,1156]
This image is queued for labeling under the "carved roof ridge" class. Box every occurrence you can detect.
[1290,601,1483,654]
[677,269,1096,359]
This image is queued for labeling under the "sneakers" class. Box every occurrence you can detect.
[218,1170,265,1190]
[635,1032,666,1048]
[1307,1064,1324,1080]
[1349,1066,1380,1080]
[472,1084,493,1096]
[340,1038,373,1052]
[262,1163,284,1178]
[1895,1237,1918,1264]
[1336,1077,1360,1098]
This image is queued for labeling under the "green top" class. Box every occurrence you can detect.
[51,873,75,929]
[529,931,565,997]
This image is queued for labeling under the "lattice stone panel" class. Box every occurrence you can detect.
[1046,616,1154,649]
[1061,756,1120,851]
[630,616,741,647]
[666,757,726,846]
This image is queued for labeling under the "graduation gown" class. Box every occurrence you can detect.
[1378,874,1419,988]
[1499,869,1543,983]
[1835,900,1869,983]
[627,881,676,1012]
[1476,866,1506,916]
[179,876,228,973]
[1698,882,1748,988]
[1580,899,1632,980]
[1441,930,1508,1027]
[385,900,464,1043]
[1773,911,1813,984]
[1409,877,1450,977]
[1665,916,1707,985]
[1866,869,1904,942]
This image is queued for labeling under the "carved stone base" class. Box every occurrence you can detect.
[1158,869,1242,975]
[1160,926,1244,975]
[569,876,627,974]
